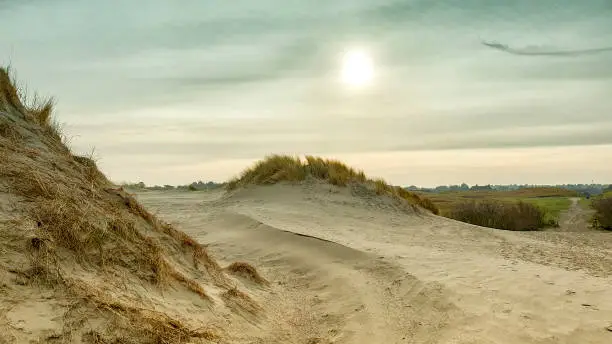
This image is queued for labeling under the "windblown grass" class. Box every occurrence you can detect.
[221,287,262,315]
[1,66,257,343]
[448,200,551,231]
[227,154,439,214]
[226,261,268,285]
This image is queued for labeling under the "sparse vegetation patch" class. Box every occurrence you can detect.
[591,196,612,230]
[226,261,268,285]
[448,200,552,231]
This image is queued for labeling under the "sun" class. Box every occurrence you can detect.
[340,49,374,87]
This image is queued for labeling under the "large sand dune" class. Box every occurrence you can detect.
[137,182,612,344]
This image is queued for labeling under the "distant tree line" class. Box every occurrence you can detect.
[407,183,610,195]
[120,180,225,191]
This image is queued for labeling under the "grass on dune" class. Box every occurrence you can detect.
[226,155,439,214]
[1,66,252,343]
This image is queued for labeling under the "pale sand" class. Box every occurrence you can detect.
[136,182,612,344]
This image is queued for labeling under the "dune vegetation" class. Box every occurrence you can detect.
[447,199,552,231]
[0,67,262,343]
[227,155,439,214]
[416,187,576,215]
[414,187,579,229]
[591,195,612,230]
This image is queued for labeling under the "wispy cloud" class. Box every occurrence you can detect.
[482,41,612,56]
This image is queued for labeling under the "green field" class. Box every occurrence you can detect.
[578,197,592,209]
[521,197,571,224]
[579,191,612,209]
[415,187,577,224]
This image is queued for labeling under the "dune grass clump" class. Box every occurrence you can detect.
[221,287,262,315]
[226,261,268,285]
[227,154,439,214]
[448,200,551,231]
[591,196,612,230]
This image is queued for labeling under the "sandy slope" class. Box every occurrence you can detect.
[1,69,277,343]
[137,183,612,344]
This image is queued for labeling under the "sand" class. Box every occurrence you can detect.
[556,197,596,232]
[136,182,612,344]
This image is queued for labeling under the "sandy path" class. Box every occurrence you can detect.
[556,197,595,232]
[136,187,612,343]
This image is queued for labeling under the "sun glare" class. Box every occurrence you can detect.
[340,49,374,88]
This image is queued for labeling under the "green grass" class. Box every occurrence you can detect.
[578,197,592,209]
[587,192,612,230]
[416,188,576,226]
[227,155,439,214]
[521,197,571,225]
[447,200,550,231]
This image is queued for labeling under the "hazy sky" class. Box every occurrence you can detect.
[2,0,611,186]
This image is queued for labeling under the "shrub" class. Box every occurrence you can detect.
[591,196,612,230]
[448,200,549,231]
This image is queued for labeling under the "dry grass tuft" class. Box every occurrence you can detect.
[76,291,220,344]
[448,200,551,231]
[226,262,268,285]
[0,119,23,143]
[0,67,26,115]
[1,68,63,141]
[227,154,440,214]
[157,222,222,273]
[30,97,55,126]
[73,155,109,188]
[221,286,262,314]
[393,187,439,215]
[169,269,209,299]
[373,178,391,195]
[107,188,157,225]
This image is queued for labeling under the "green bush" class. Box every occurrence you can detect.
[448,200,550,231]
[591,196,612,230]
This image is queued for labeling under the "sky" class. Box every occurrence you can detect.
[1,0,612,187]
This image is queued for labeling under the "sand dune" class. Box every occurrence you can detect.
[0,69,273,343]
[137,182,612,343]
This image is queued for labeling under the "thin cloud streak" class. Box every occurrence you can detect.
[482,41,612,56]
